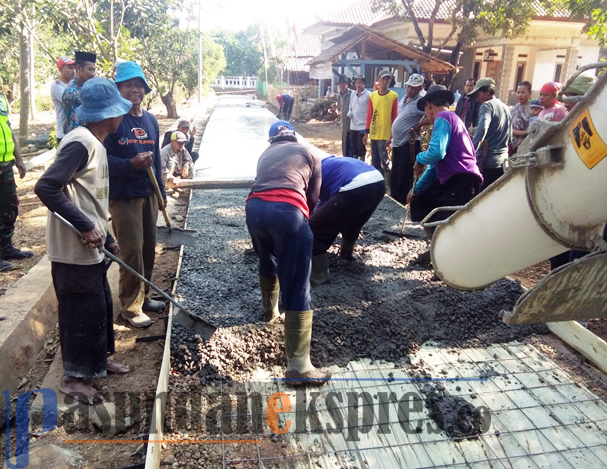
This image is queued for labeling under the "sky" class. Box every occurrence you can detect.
[200,0,352,33]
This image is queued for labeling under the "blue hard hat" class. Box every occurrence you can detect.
[75,78,132,123]
[268,120,296,142]
[115,61,152,94]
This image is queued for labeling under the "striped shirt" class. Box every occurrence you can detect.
[391,91,426,147]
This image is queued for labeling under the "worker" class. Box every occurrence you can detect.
[160,131,194,183]
[309,155,385,285]
[364,70,398,175]
[538,82,567,122]
[161,120,199,163]
[35,78,132,404]
[0,92,32,273]
[275,93,295,121]
[562,73,597,112]
[387,73,428,205]
[336,76,352,157]
[245,120,331,386]
[348,75,370,161]
[468,77,512,189]
[454,78,480,129]
[50,56,75,144]
[62,51,97,135]
[408,85,483,264]
[104,61,166,328]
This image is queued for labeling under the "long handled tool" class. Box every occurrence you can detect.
[146,166,198,247]
[52,212,217,341]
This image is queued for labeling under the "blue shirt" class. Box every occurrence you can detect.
[62,79,83,135]
[104,111,166,199]
[319,156,377,202]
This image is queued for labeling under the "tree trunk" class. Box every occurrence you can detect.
[443,41,465,89]
[161,93,178,119]
[29,5,36,121]
[19,20,30,144]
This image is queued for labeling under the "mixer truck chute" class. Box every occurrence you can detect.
[428,63,607,325]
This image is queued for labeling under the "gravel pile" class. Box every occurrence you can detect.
[170,189,548,382]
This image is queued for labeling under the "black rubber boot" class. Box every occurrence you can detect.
[284,310,332,386]
[310,253,329,286]
[340,238,356,260]
[143,298,165,312]
[260,275,280,322]
[1,240,33,261]
[0,259,16,272]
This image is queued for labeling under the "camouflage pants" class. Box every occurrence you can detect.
[0,162,18,241]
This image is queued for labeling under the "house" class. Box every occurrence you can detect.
[306,24,454,98]
[304,0,600,103]
[273,34,323,85]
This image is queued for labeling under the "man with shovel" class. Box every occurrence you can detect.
[104,61,166,328]
[35,78,132,404]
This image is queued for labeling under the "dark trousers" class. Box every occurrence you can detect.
[52,260,115,379]
[411,174,481,223]
[391,141,420,205]
[350,130,366,160]
[310,180,385,255]
[342,127,352,157]
[481,167,504,191]
[246,199,312,311]
[279,99,294,120]
[191,151,199,163]
[0,162,19,241]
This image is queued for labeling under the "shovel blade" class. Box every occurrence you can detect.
[174,309,217,341]
[156,226,199,247]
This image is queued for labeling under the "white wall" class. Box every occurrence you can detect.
[532,49,566,87]
[579,46,600,66]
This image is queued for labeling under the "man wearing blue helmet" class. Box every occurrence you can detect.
[245,120,331,386]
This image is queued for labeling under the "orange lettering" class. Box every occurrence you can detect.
[266,392,291,434]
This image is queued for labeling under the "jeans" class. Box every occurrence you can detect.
[370,140,389,174]
[350,130,366,160]
[310,181,385,255]
[246,198,313,311]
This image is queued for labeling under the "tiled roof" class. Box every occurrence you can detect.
[275,34,322,59]
[282,57,313,72]
[320,0,571,24]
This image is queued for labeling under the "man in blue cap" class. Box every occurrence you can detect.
[35,77,132,404]
[104,61,166,328]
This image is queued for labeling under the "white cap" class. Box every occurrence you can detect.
[404,74,425,87]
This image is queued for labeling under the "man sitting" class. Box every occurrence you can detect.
[408,85,483,264]
[161,119,198,162]
[160,131,194,184]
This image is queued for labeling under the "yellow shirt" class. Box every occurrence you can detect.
[367,90,398,141]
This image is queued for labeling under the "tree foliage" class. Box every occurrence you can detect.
[560,0,607,46]
[211,27,263,76]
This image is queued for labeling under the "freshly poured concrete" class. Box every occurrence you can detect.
[194,96,276,182]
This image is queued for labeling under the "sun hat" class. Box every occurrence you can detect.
[171,131,188,142]
[57,56,75,70]
[416,84,455,111]
[404,74,425,88]
[115,61,152,94]
[468,77,496,96]
[268,120,296,143]
[378,70,392,79]
[565,74,596,96]
[75,78,132,123]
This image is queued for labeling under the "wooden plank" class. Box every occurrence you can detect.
[547,321,607,374]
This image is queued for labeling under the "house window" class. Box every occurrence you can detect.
[515,62,526,88]
[473,61,481,80]
[554,64,563,83]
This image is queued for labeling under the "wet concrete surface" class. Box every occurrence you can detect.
[171,189,548,382]
[193,96,275,181]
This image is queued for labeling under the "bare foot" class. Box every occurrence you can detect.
[107,361,129,374]
[59,375,103,405]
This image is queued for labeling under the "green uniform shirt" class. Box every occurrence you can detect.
[0,94,15,163]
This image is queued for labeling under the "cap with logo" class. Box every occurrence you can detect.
[171,131,188,142]
[404,74,425,88]
[75,78,132,123]
[268,120,296,143]
[468,78,496,96]
[378,70,392,79]
[57,56,75,70]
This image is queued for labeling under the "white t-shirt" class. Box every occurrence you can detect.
[50,80,68,139]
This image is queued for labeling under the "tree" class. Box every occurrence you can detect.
[211,27,263,76]
[140,26,225,117]
[376,0,555,82]
[559,0,607,46]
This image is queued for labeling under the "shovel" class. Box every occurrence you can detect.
[146,165,198,247]
[52,212,217,341]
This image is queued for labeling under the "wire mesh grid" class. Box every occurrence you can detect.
[215,340,607,469]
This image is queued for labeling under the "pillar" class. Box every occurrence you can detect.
[498,45,516,102]
[564,47,580,83]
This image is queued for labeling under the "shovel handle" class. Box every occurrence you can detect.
[52,212,191,315]
[146,166,171,230]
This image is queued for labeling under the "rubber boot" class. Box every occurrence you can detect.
[260,275,280,322]
[284,311,332,386]
[340,238,357,260]
[310,253,329,286]
[1,239,33,260]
